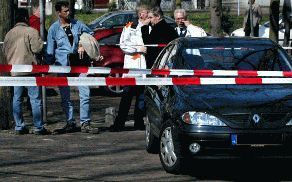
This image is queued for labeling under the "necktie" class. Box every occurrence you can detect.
[179,27,185,37]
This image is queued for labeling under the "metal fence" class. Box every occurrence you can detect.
[118,0,208,11]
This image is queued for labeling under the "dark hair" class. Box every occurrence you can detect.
[55,1,69,12]
[150,6,164,18]
[15,8,29,23]
[30,0,39,9]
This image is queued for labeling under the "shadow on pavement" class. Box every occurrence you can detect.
[182,158,292,181]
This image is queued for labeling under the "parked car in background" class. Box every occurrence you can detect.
[231,18,292,45]
[144,37,292,174]
[92,27,124,95]
[88,11,176,30]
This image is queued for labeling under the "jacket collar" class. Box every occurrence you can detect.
[14,22,29,27]
[57,18,77,27]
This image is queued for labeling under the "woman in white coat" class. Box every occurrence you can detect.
[110,5,150,132]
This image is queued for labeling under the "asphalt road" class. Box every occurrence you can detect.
[1,87,292,181]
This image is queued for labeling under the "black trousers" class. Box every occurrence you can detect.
[114,86,145,128]
[244,24,259,37]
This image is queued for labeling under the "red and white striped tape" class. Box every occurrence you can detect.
[1,64,292,77]
[1,41,292,49]
[1,76,292,86]
[0,42,166,47]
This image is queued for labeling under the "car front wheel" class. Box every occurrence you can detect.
[145,115,159,153]
[104,66,124,95]
[159,121,184,174]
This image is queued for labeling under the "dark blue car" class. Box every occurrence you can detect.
[144,37,292,174]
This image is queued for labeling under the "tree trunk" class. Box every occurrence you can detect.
[269,0,280,42]
[137,0,161,8]
[0,0,14,129]
[210,0,223,36]
[282,0,291,46]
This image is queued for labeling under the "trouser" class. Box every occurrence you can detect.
[114,86,145,128]
[13,86,44,131]
[244,24,259,37]
[58,73,91,125]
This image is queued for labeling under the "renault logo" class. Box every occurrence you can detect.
[252,114,261,124]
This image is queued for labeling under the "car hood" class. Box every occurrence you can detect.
[172,85,292,115]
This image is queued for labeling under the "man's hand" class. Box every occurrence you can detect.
[139,46,147,53]
[142,18,150,25]
[182,20,191,26]
[78,45,85,59]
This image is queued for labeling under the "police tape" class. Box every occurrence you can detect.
[1,64,292,77]
[1,41,292,49]
[0,42,167,47]
[1,76,292,86]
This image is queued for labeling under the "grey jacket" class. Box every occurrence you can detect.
[3,22,43,76]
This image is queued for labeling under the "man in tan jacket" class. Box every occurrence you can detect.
[243,0,262,37]
[3,9,49,135]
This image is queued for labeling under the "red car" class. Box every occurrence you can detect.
[93,27,125,95]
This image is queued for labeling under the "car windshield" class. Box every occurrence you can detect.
[180,43,292,71]
[88,12,114,28]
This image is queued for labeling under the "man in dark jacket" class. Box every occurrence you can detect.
[141,7,178,68]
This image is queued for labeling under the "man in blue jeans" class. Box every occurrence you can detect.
[3,9,50,135]
[46,1,98,134]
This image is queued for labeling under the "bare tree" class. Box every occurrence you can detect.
[0,0,14,129]
[269,0,280,42]
[210,0,223,36]
[282,0,291,46]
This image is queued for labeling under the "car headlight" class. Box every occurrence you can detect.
[182,112,227,126]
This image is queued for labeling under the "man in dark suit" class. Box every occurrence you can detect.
[141,7,178,69]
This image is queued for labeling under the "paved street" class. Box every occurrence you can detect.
[1,87,292,181]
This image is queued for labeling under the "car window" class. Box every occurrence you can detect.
[98,33,121,45]
[101,14,129,28]
[154,45,174,69]
[165,45,178,69]
[182,46,291,71]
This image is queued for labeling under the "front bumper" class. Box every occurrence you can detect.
[178,126,292,158]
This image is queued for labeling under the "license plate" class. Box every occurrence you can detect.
[231,134,237,145]
[231,133,282,146]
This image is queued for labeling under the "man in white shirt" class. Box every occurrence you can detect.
[174,8,207,37]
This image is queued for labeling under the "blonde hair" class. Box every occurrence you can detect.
[136,4,149,14]
[174,9,187,19]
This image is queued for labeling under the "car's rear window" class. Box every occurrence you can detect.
[181,45,291,71]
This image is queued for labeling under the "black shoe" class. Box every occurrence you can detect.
[109,124,124,132]
[81,122,99,134]
[34,128,51,135]
[53,123,79,134]
[15,127,29,135]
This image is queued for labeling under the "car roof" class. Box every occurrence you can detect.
[173,36,277,47]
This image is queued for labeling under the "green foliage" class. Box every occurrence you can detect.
[186,11,269,35]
